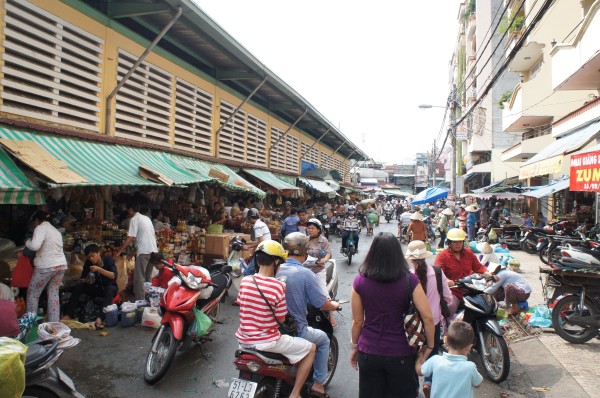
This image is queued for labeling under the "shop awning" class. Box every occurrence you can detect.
[299,177,337,196]
[383,189,413,197]
[170,155,265,198]
[412,187,449,205]
[0,147,45,205]
[244,169,300,191]
[0,127,162,187]
[522,179,570,198]
[520,120,600,179]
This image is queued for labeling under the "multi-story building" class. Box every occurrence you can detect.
[450,0,522,194]
[385,163,416,193]
[0,0,366,207]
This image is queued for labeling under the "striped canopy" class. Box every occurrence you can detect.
[0,147,45,205]
[244,169,300,191]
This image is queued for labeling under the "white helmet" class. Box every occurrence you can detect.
[307,218,323,230]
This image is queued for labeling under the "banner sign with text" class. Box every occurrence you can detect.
[570,150,600,191]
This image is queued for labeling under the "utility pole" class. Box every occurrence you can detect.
[431,139,436,187]
[450,87,457,194]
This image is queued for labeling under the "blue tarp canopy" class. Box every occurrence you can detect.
[412,187,449,205]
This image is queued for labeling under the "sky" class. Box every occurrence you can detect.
[193,1,461,164]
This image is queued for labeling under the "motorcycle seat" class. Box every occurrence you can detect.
[235,348,287,365]
[25,339,57,370]
[196,273,229,308]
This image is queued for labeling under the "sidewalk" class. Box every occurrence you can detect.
[508,250,600,397]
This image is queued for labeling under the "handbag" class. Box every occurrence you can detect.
[404,275,426,349]
[433,266,452,319]
[11,254,34,288]
[251,276,297,336]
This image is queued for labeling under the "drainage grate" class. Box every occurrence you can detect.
[502,314,542,344]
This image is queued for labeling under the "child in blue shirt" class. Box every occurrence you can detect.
[416,321,483,398]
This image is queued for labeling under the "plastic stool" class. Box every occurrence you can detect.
[518,301,529,311]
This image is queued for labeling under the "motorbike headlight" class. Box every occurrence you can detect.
[247,361,262,372]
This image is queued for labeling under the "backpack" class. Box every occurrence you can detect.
[433,266,451,319]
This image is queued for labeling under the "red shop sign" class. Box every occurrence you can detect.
[570,150,600,191]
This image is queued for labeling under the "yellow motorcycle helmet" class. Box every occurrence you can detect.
[256,240,288,262]
[447,228,467,241]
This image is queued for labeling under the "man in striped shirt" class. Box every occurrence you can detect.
[235,240,316,398]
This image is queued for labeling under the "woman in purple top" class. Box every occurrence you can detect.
[350,232,435,398]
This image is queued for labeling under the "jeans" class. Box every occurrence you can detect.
[299,326,330,384]
[438,230,447,248]
[467,224,477,241]
[423,323,442,386]
[342,231,359,251]
[358,352,418,398]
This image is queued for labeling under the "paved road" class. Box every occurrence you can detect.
[58,219,535,397]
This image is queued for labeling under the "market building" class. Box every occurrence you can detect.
[0,0,367,279]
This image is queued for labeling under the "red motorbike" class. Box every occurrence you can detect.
[143,259,232,384]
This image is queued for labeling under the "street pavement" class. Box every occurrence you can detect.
[56,220,598,397]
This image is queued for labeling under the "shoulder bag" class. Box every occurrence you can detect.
[404,275,426,349]
[433,266,452,319]
[251,276,297,336]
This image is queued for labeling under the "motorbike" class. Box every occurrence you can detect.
[144,260,232,384]
[477,222,522,250]
[541,265,600,343]
[340,223,359,265]
[384,209,393,223]
[316,212,330,239]
[538,228,595,265]
[21,339,84,398]
[423,216,437,243]
[451,275,510,382]
[230,306,341,398]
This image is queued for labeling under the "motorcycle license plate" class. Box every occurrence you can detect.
[546,286,555,299]
[228,378,257,398]
[324,224,330,228]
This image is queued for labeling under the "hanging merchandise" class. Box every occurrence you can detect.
[276,195,283,206]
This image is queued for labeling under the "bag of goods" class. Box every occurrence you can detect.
[0,337,27,398]
[38,322,80,349]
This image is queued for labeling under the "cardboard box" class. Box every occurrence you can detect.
[204,233,251,259]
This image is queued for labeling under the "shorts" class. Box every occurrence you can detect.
[254,334,313,364]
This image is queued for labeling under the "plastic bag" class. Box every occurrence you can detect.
[192,307,213,337]
[528,305,552,328]
[38,322,80,350]
[0,337,27,398]
[488,229,498,241]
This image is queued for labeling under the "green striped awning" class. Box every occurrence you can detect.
[0,147,45,205]
[274,173,297,186]
[169,155,266,198]
[244,169,300,191]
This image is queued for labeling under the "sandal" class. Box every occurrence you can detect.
[310,390,331,398]
[95,321,105,330]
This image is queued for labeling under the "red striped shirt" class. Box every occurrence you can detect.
[235,275,287,345]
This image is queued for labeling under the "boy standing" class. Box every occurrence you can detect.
[417,321,483,398]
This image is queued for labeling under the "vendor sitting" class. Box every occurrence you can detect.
[62,244,118,329]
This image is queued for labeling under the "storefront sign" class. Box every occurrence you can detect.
[208,168,230,183]
[519,155,563,179]
[569,150,600,191]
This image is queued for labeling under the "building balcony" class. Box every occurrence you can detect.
[466,13,476,41]
[502,84,553,132]
[501,134,554,162]
[551,3,600,91]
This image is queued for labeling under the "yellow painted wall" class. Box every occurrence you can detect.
[6,0,351,175]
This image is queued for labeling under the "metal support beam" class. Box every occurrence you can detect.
[267,109,308,167]
[300,129,330,161]
[215,76,268,145]
[320,142,345,167]
[105,7,182,135]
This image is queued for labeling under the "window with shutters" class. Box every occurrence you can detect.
[270,126,286,171]
[115,50,173,146]
[218,100,246,162]
[0,0,103,132]
[173,78,213,156]
[321,150,335,169]
[246,113,267,166]
[300,142,319,166]
[285,135,299,173]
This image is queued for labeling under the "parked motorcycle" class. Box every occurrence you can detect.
[541,266,600,343]
[451,275,510,382]
[230,306,341,397]
[477,223,522,250]
[21,339,84,398]
[144,260,232,384]
[538,228,594,265]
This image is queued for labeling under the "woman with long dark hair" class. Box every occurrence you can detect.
[350,232,435,398]
[25,211,67,321]
[406,240,453,398]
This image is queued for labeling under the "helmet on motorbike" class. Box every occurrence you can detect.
[256,240,288,262]
[495,202,502,207]
[283,232,309,256]
[347,205,356,214]
[306,218,323,231]
[447,228,467,241]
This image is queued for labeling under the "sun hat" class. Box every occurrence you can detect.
[442,208,454,216]
[410,212,423,221]
[405,240,433,260]
[476,242,493,254]
[466,205,479,212]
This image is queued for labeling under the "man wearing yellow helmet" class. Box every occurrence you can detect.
[235,240,316,398]
[434,229,491,315]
